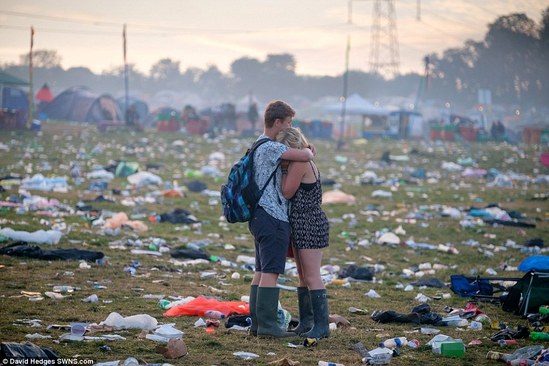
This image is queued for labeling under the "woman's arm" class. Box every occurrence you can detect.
[281,161,306,199]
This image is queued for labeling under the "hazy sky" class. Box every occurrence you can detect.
[0,0,547,77]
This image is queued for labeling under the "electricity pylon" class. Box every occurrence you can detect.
[369,0,400,78]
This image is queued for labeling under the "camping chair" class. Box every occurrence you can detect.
[502,270,549,316]
[450,274,521,305]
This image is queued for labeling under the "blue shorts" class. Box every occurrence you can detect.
[249,206,289,274]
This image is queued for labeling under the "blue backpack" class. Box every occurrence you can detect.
[221,138,280,223]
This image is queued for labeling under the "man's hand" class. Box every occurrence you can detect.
[308,143,317,157]
[280,159,290,170]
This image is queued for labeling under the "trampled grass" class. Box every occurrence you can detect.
[0,122,548,366]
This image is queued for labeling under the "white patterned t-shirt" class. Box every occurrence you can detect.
[253,135,289,222]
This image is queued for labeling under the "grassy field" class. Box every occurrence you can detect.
[0,122,548,366]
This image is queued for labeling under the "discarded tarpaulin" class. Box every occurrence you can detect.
[0,242,104,261]
[164,296,249,317]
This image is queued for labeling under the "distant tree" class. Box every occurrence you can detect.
[197,65,230,101]
[230,57,263,96]
[150,58,182,89]
[19,49,62,68]
[264,53,296,73]
[484,13,539,104]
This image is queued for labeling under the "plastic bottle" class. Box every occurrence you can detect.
[407,339,420,348]
[469,321,483,330]
[486,351,509,361]
[204,310,225,319]
[53,285,77,293]
[318,362,344,366]
[498,339,518,346]
[158,299,171,309]
[379,337,407,348]
[530,331,549,341]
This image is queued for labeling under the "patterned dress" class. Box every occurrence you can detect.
[289,162,329,249]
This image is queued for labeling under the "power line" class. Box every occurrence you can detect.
[0,9,348,35]
[0,10,120,27]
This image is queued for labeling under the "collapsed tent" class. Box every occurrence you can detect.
[39,86,122,123]
[502,270,549,316]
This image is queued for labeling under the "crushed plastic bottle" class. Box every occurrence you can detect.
[53,285,79,293]
[504,345,544,364]
[233,351,259,360]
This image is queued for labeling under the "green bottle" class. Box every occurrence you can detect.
[530,331,549,341]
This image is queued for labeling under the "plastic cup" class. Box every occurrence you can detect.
[70,322,88,336]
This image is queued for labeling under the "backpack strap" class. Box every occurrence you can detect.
[250,137,281,202]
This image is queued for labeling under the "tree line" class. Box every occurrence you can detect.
[2,8,548,116]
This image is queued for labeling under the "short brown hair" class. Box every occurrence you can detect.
[264,100,295,128]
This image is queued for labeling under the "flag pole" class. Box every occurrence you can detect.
[337,35,351,150]
[27,26,35,129]
[123,24,129,124]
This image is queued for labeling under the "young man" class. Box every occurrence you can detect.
[248,100,314,338]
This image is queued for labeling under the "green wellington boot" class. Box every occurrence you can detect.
[301,289,330,339]
[249,285,258,336]
[290,287,313,335]
[256,287,294,338]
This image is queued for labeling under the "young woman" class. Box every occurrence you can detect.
[276,127,330,339]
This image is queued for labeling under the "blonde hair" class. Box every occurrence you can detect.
[276,127,309,149]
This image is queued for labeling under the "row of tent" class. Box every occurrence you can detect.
[0,71,150,125]
[38,86,149,124]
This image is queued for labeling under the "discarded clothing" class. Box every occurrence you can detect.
[371,304,442,325]
[0,341,59,360]
[170,248,210,261]
[186,180,207,192]
[338,264,375,281]
[159,208,199,224]
[0,242,104,261]
[411,278,447,288]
